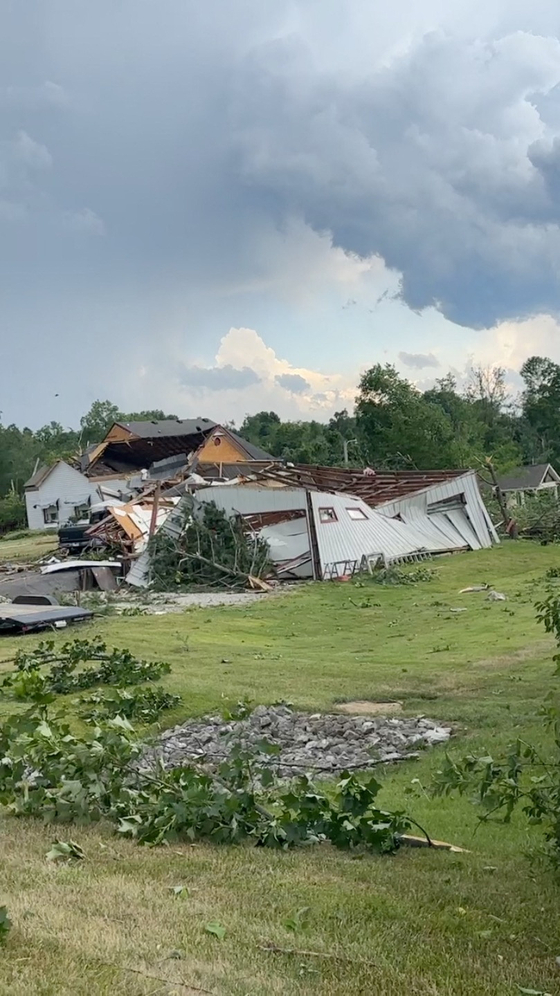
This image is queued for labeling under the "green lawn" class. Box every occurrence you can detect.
[1,542,560,995]
[0,530,58,563]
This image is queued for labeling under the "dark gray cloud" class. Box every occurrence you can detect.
[233,29,560,328]
[180,364,261,391]
[398,351,440,369]
[275,373,310,393]
[2,2,560,427]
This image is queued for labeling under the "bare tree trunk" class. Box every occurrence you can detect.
[486,458,513,535]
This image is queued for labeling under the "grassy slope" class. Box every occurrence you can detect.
[1,542,560,995]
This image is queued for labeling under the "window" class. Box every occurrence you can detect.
[319,507,338,524]
[43,503,59,525]
[346,507,367,521]
[73,501,91,521]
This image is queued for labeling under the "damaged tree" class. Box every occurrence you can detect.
[148,498,272,590]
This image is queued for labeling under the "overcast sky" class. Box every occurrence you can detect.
[2,0,560,428]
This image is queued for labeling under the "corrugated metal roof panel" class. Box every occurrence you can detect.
[196,485,307,515]
[309,493,427,574]
[378,473,497,550]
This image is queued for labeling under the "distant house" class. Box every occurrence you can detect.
[24,461,104,531]
[495,463,560,507]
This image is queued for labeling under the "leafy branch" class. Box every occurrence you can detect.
[0,706,412,854]
[433,592,560,865]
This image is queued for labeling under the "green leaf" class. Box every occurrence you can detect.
[46,840,85,862]
[170,885,189,897]
[284,907,311,932]
[204,922,226,940]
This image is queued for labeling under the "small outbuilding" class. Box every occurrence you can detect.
[495,463,560,507]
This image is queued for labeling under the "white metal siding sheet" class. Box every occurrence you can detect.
[310,492,427,572]
[259,519,313,579]
[196,486,307,515]
[377,472,496,551]
[398,505,468,551]
[462,474,498,546]
[126,549,150,587]
[443,508,481,549]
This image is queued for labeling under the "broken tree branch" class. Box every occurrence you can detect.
[96,959,215,994]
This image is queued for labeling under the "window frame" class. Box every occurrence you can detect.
[346,507,368,521]
[318,506,338,524]
[43,502,59,525]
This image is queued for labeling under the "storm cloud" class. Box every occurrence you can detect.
[398,352,440,370]
[275,373,311,393]
[3,1,560,425]
[180,364,261,391]
[232,29,560,328]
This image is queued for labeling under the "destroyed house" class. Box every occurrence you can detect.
[81,419,273,482]
[123,463,497,587]
[24,460,103,531]
[186,467,497,582]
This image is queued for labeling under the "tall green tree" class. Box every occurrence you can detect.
[356,364,456,469]
[238,411,281,451]
[520,356,560,464]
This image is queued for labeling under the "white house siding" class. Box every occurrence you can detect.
[25,463,101,531]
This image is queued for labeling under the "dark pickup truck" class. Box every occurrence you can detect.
[57,510,107,552]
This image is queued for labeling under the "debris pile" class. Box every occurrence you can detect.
[143,705,452,778]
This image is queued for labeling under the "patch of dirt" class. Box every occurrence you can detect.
[336,700,403,715]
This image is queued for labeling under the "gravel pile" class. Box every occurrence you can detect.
[143,705,451,779]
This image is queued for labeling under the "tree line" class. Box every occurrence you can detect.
[1,357,560,533]
[239,358,560,472]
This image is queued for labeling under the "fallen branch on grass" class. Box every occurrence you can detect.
[97,959,215,994]
[258,942,377,966]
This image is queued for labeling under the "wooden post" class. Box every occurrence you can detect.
[148,482,161,537]
[305,491,322,580]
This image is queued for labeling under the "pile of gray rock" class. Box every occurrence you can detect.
[143,705,451,779]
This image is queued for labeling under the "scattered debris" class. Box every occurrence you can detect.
[80,588,271,615]
[486,590,507,601]
[459,585,490,593]
[46,840,85,863]
[398,834,468,853]
[142,705,452,779]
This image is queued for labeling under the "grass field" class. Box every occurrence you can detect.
[1,542,560,995]
[0,529,58,563]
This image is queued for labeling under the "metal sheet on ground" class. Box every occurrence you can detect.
[0,604,93,633]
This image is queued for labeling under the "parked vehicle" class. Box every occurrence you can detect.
[57,509,107,552]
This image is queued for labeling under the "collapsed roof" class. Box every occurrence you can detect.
[191,461,469,506]
[121,467,497,587]
[78,419,274,482]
